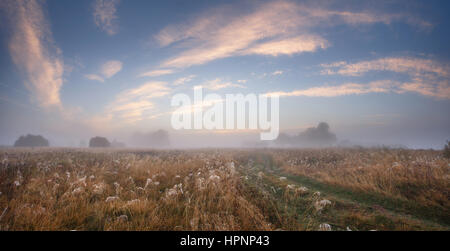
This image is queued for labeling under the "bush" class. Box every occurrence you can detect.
[14,134,49,147]
[89,137,110,148]
[444,141,450,159]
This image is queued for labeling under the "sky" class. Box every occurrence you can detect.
[0,0,449,148]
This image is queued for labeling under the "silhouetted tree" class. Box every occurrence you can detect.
[152,130,170,147]
[14,134,49,147]
[89,137,110,148]
[275,122,337,147]
[298,122,337,146]
[275,133,294,146]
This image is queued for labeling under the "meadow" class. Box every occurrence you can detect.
[0,147,448,231]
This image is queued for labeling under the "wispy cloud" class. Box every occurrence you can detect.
[156,1,322,69]
[201,78,245,90]
[85,74,105,83]
[266,80,396,97]
[272,70,284,76]
[93,0,120,35]
[85,60,122,82]
[398,81,450,99]
[106,81,171,124]
[243,35,328,57]
[319,56,450,99]
[5,0,64,108]
[154,0,429,70]
[313,9,432,29]
[174,75,196,85]
[101,60,123,78]
[139,69,175,78]
[266,79,450,99]
[320,57,449,77]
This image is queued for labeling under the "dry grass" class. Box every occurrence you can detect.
[0,149,279,230]
[272,148,449,211]
[0,147,448,231]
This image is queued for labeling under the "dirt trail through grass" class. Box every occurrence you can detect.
[279,172,448,227]
[248,152,449,230]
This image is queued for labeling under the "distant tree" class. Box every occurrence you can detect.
[152,130,170,147]
[296,122,337,147]
[274,122,337,148]
[275,133,294,146]
[89,136,111,148]
[14,134,49,147]
[444,141,450,159]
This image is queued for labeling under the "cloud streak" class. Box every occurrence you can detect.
[154,0,429,70]
[93,0,120,35]
[174,75,196,85]
[201,78,245,90]
[319,56,450,99]
[266,81,396,97]
[243,35,328,57]
[321,57,449,77]
[266,79,450,99]
[272,70,284,76]
[106,81,171,124]
[85,60,122,82]
[139,69,175,78]
[101,60,123,78]
[85,74,106,83]
[5,0,64,108]
[157,1,323,69]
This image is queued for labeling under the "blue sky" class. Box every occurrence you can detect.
[0,0,449,148]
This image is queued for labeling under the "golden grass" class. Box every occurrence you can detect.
[0,149,276,230]
[0,147,448,231]
[272,148,449,210]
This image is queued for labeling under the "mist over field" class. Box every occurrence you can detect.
[0,0,449,150]
[0,0,449,233]
[1,122,448,149]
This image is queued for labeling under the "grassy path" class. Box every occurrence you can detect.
[278,172,449,228]
[245,153,449,230]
